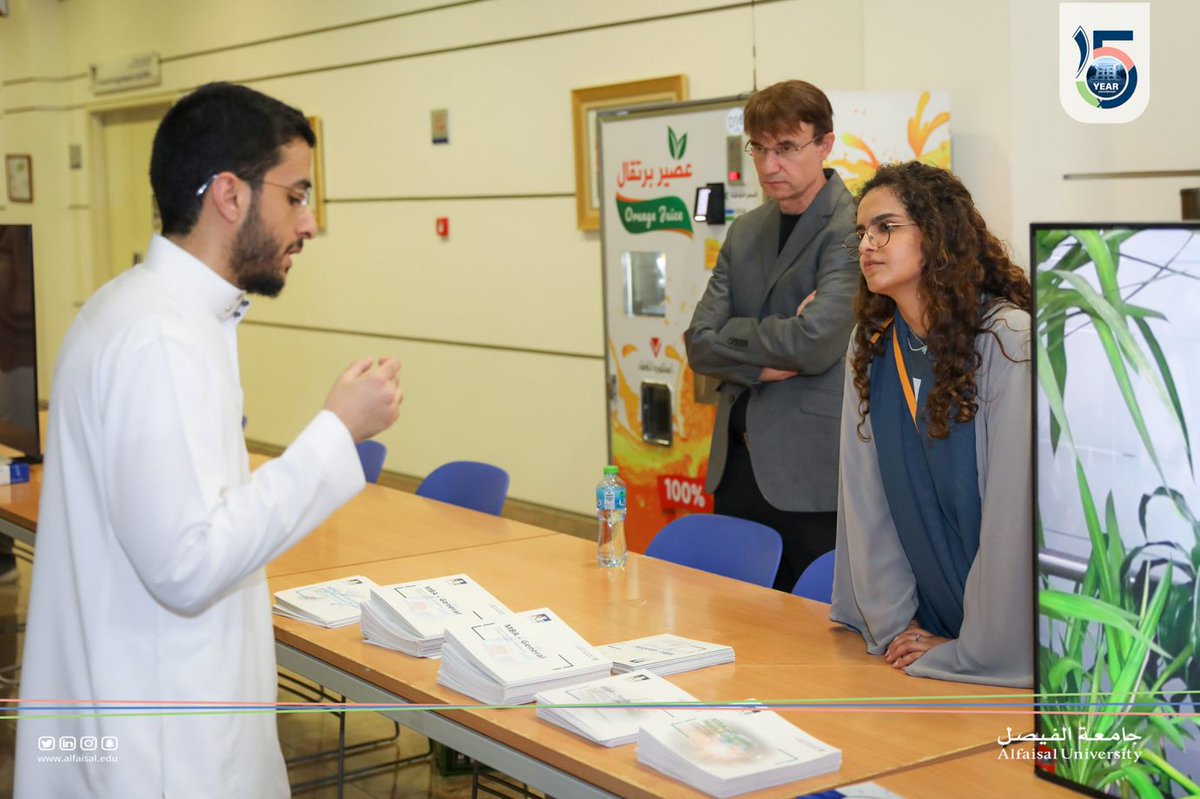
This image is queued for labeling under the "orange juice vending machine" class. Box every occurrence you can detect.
[597,92,950,553]
[597,98,754,553]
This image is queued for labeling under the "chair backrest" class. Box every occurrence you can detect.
[416,460,510,516]
[791,549,836,603]
[355,440,387,484]
[644,514,782,587]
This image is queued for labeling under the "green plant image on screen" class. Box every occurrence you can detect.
[1035,224,1200,798]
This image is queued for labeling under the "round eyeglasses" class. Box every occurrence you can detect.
[841,221,918,257]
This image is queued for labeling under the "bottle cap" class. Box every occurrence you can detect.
[603,465,619,475]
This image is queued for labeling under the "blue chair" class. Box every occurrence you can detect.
[792,550,836,603]
[644,514,782,587]
[355,440,387,484]
[416,461,509,516]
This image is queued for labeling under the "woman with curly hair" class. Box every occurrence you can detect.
[829,161,1032,687]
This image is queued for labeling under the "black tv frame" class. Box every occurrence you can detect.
[0,224,40,464]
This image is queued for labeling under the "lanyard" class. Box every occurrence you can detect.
[868,317,919,427]
[891,325,920,427]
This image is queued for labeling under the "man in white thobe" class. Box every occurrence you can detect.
[15,83,404,798]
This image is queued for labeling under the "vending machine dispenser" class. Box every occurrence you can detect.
[598,93,950,553]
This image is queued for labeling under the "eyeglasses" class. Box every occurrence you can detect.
[841,221,918,257]
[744,136,824,160]
[194,173,313,208]
[259,179,313,208]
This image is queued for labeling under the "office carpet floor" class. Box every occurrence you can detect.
[0,482,587,798]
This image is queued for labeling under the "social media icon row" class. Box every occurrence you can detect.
[37,735,117,751]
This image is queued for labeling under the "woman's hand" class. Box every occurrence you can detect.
[885,624,950,670]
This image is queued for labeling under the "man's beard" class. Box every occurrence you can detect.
[230,196,298,298]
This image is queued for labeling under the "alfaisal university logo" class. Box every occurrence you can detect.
[1060,3,1149,123]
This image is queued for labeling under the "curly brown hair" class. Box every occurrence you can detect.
[851,161,1030,440]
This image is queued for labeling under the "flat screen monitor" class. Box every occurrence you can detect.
[1033,223,1200,796]
[0,224,39,462]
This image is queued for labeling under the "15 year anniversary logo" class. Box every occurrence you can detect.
[1059,3,1149,123]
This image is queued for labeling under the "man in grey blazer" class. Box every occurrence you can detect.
[685,80,858,591]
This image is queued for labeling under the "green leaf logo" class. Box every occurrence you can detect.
[667,126,688,160]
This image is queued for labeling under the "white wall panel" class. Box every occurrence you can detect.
[1010,0,1198,265]
[239,322,606,511]
[752,0,866,91]
[247,8,754,198]
[249,198,603,356]
[863,0,1014,248]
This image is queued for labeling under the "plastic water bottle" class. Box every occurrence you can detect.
[596,465,627,568]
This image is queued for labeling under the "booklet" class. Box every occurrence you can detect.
[360,574,511,657]
[272,575,379,629]
[437,608,612,705]
[601,633,734,677]
[535,669,699,747]
[637,708,842,798]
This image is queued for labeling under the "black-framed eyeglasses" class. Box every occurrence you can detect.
[743,136,824,160]
[841,221,918,257]
[194,173,313,208]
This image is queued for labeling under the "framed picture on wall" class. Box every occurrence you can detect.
[5,155,33,203]
[306,116,327,232]
[571,75,687,231]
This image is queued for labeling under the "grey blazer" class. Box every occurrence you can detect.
[684,170,858,512]
[830,307,1033,687]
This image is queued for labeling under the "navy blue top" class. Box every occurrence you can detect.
[868,312,982,638]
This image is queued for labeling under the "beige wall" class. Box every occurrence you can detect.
[862,0,1013,247]
[1009,0,1199,263]
[0,0,1191,513]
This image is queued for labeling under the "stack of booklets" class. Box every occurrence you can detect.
[534,669,699,747]
[601,633,734,676]
[637,708,842,798]
[437,608,612,704]
[272,575,379,628]
[359,574,511,657]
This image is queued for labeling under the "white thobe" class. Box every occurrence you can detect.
[15,235,365,798]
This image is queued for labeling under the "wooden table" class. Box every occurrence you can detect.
[3,445,1036,798]
[0,454,556,575]
[0,466,38,547]
[271,535,1032,799]
[265,483,557,576]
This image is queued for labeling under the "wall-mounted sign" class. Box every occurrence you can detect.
[90,52,161,94]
